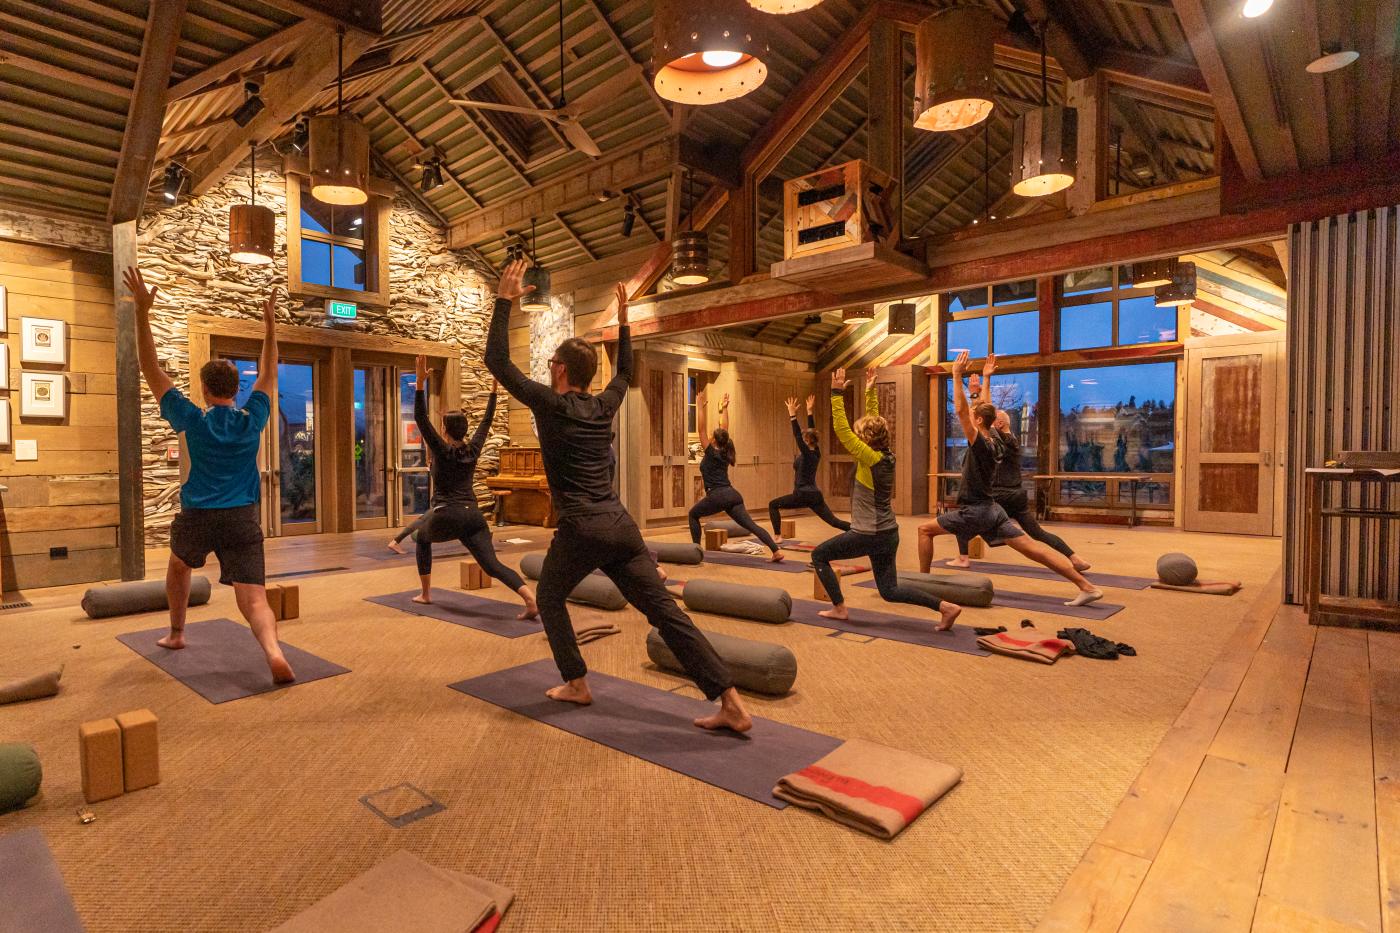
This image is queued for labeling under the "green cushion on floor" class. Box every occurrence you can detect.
[0,743,41,812]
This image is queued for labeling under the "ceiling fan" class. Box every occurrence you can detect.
[450,2,635,158]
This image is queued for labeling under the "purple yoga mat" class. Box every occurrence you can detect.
[853,579,1124,621]
[786,598,989,655]
[366,590,541,638]
[116,618,349,704]
[0,829,84,933]
[702,551,811,573]
[357,540,470,561]
[449,659,842,808]
[931,558,1153,590]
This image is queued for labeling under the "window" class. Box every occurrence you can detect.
[1058,362,1176,475]
[941,279,1039,361]
[1104,83,1216,199]
[686,374,698,435]
[941,371,1041,491]
[287,174,390,307]
[1057,265,1178,350]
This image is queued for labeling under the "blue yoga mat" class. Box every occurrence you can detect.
[449,659,842,808]
[366,590,542,638]
[931,558,1154,590]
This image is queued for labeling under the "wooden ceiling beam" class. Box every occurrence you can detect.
[167,19,317,101]
[576,0,670,121]
[1098,49,1209,98]
[1358,0,1399,161]
[473,14,570,154]
[0,50,130,98]
[374,96,483,209]
[554,211,597,261]
[1111,93,1179,185]
[109,0,187,223]
[1171,0,1263,181]
[420,62,531,187]
[253,0,381,36]
[1021,0,1094,82]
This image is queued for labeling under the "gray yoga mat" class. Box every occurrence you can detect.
[366,590,541,638]
[702,551,812,574]
[786,598,989,655]
[0,829,84,933]
[449,659,842,808]
[854,580,1124,620]
[357,540,470,562]
[931,558,1154,590]
[116,618,349,704]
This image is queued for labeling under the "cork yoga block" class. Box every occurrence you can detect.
[968,536,987,559]
[703,528,728,551]
[459,561,491,591]
[279,584,300,620]
[780,518,798,540]
[812,573,831,602]
[115,709,159,792]
[79,718,124,804]
[266,585,284,620]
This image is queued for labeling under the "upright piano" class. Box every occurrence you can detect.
[486,447,556,527]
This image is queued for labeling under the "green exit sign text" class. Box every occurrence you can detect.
[327,300,358,320]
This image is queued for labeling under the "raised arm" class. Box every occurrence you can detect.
[717,393,730,434]
[250,288,279,398]
[122,267,175,400]
[598,282,633,413]
[805,394,816,431]
[950,350,978,443]
[829,368,882,467]
[785,397,810,453]
[412,355,448,458]
[468,379,499,453]
[484,258,554,410]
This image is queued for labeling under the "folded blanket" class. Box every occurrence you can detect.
[1150,580,1242,596]
[773,739,962,840]
[976,627,1074,664]
[271,850,512,932]
[802,563,871,576]
[551,619,621,645]
[0,667,62,705]
[720,540,769,556]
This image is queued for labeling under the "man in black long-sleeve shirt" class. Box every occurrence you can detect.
[767,394,850,536]
[485,260,751,733]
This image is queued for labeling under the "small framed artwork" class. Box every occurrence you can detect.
[0,399,9,446]
[21,317,67,365]
[20,372,66,419]
[0,343,7,389]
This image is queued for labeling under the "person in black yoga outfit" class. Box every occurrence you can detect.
[486,261,751,733]
[410,356,537,619]
[387,446,431,554]
[687,392,784,562]
[767,394,849,537]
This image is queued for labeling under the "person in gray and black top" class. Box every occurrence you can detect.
[409,359,537,619]
[486,260,752,733]
[686,392,784,561]
[766,394,850,537]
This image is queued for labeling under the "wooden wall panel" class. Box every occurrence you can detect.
[0,238,121,591]
[1285,208,1400,605]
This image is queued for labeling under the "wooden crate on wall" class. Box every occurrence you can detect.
[783,160,898,261]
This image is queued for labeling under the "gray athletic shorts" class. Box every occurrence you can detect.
[937,501,1025,546]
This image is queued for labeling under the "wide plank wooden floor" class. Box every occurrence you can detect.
[1039,572,1400,932]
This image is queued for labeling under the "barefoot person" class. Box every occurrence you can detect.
[949,357,1089,572]
[767,394,850,537]
[918,352,1103,607]
[686,391,785,562]
[408,358,537,618]
[811,369,961,631]
[125,266,294,683]
[486,263,751,732]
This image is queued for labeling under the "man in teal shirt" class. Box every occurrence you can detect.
[124,267,294,683]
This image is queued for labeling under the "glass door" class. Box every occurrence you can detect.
[396,368,432,523]
[353,366,391,530]
[230,357,321,536]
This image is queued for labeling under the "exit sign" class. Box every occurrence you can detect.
[327,299,358,320]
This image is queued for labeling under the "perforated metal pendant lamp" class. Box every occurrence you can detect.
[654,0,770,104]
[747,0,824,11]
[229,143,274,265]
[1154,261,1197,307]
[913,6,999,132]
[309,112,370,205]
[842,305,875,322]
[1012,105,1078,196]
[887,302,917,335]
[672,231,711,285]
[1129,257,1178,288]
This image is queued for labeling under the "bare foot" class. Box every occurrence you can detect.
[1071,555,1092,571]
[546,680,592,705]
[156,632,185,650]
[268,655,296,683]
[818,605,850,621]
[936,602,962,632]
[412,594,433,605]
[949,557,971,568]
[517,601,539,621]
[1066,589,1104,607]
[387,539,405,555]
[768,551,785,563]
[694,701,752,733]
[655,565,668,583]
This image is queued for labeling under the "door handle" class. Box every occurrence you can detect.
[1261,450,1272,467]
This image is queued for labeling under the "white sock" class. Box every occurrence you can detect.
[1065,589,1103,607]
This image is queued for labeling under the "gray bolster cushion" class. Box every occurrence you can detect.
[649,541,705,565]
[0,743,42,813]
[895,571,994,608]
[519,553,627,611]
[682,578,791,624]
[81,577,212,620]
[1156,552,1199,586]
[647,628,797,696]
[705,520,752,538]
[0,667,62,705]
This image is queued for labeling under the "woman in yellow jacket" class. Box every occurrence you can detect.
[811,368,961,630]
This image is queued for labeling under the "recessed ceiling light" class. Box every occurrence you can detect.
[1241,0,1272,17]
[1307,49,1360,73]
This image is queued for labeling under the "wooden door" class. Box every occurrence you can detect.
[638,352,689,522]
[1184,335,1282,535]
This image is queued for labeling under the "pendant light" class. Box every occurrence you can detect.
[913,6,999,132]
[521,220,551,312]
[1128,258,1178,288]
[229,141,275,265]
[654,0,769,105]
[842,305,875,323]
[746,0,824,11]
[309,28,369,205]
[1011,28,1077,197]
[671,170,711,286]
[1153,261,1197,307]
[887,301,917,335]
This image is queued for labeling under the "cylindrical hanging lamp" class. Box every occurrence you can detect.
[1129,257,1178,288]
[521,220,552,311]
[1011,105,1078,196]
[230,142,275,265]
[653,0,769,105]
[842,305,875,323]
[1154,261,1197,307]
[913,6,999,132]
[747,0,824,12]
[672,231,711,285]
[309,30,369,205]
[887,302,917,335]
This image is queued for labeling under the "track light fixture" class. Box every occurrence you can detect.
[291,119,309,153]
[232,80,266,128]
[419,157,444,192]
[162,163,186,202]
[622,200,637,237]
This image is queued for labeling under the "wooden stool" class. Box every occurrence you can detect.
[78,718,123,804]
[780,518,798,540]
[115,709,159,792]
[460,560,491,590]
[968,536,987,559]
[493,490,512,527]
[703,527,728,551]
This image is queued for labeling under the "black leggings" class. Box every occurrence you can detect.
[538,510,732,699]
[688,486,779,553]
[393,512,427,545]
[416,505,524,591]
[768,487,849,535]
[812,529,947,612]
[956,494,1073,558]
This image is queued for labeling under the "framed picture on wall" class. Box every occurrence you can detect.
[21,317,66,365]
[20,372,65,418]
[0,399,9,446]
[0,343,7,389]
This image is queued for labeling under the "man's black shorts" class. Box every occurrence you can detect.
[170,504,265,586]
